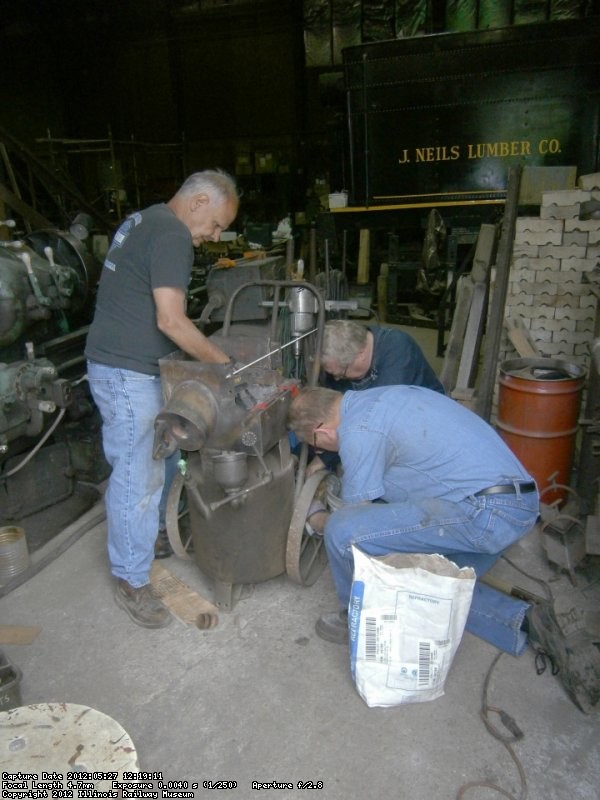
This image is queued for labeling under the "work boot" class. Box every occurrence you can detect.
[114,579,172,628]
[154,529,173,559]
[315,610,349,644]
[528,600,600,713]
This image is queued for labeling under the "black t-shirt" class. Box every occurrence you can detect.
[85,203,193,375]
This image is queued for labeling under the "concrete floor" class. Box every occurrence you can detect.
[1,326,599,800]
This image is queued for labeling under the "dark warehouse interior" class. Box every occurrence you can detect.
[1,2,600,797]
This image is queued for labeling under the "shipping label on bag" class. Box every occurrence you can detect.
[349,547,476,707]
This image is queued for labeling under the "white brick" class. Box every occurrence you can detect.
[542,189,591,205]
[531,304,558,318]
[532,328,553,342]
[579,294,598,309]
[586,246,600,260]
[563,232,589,247]
[532,269,585,283]
[539,244,586,259]
[506,294,534,307]
[540,204,580,220]
[555,306,596,321]
[538,294,579,307]
[526,256,561,271]
[558,282,591,296]
[514,230,563,246]
[506,303,540,318]
[567,331,596,345]
[559,257,599,272]
[589,229,600,245]
[515,218,564,233]
[564,218,600,233]
[516,281,557,295]
[531,318,576,332]
[510,267,537,282]
[578,172,600,191]
[575,318,595,333]
[538,342,575,356]
[512,245,539,258]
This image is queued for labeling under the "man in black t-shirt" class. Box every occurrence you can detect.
[86,170,239,628]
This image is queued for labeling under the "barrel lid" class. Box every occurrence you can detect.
[500,357,586,381]
[0,702,138,784]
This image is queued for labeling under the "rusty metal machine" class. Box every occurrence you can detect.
[0,224,103,520]
[153,280,333,609]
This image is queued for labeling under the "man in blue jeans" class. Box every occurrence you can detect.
[287,385,540,656]
[85,170,239,628]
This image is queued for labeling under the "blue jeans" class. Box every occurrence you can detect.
[324,487,540,656]
[87,360,166,587]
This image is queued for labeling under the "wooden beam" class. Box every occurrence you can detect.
[357,228,370,284]
[0,183,54,230]
[475,167,522,421]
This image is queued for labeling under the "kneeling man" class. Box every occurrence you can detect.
[288,385,539,656]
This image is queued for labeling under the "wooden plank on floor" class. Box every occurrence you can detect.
[150,562,218,629]
[0,625,41,645]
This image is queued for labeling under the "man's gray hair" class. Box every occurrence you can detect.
[321,319,368,367]
[287,387,340,439]
[178,169,239,204]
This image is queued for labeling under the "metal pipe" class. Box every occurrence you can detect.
[362,51,370,207]
[183,473,213,520]
[309,226,317,283]
[285,236,294,280]
[208,470,274,513]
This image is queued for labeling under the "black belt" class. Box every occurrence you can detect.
[475,482,536,497]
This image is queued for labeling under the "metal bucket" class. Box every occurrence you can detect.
[497,358,586,505]
[0,651,23,711]
[0,526,30,584]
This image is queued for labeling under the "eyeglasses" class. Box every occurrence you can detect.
[327,363,349,381]
[312,421,325,448]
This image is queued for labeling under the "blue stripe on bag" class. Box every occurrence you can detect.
[349,580,365,681]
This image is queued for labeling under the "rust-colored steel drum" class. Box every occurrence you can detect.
[497,358,585,505]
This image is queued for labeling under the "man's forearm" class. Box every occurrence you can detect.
[161,316,230,363]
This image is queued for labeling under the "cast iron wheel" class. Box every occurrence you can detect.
[165,470,193,560]
[286,469,329,586]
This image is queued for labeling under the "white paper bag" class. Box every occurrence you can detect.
[349,547,476,707]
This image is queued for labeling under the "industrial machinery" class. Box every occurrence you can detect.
[0,224,103,520]
[153,280,334,609]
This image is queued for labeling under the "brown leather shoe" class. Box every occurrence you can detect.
[114,579,171,628]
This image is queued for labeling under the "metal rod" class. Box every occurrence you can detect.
[226,328,318,378]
